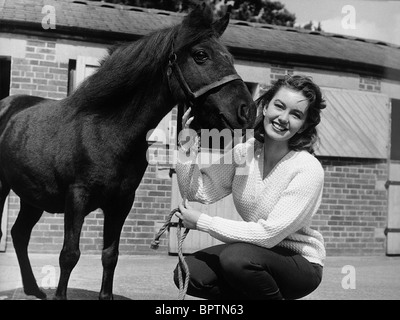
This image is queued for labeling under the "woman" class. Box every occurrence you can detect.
[174,75,326,300]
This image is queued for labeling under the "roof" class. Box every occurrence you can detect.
[1,0,399,80]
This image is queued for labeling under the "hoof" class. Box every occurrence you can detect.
[99,293,114,300]
[24,286,47,300]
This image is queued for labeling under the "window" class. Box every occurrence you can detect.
[67,59,76,96]
[0,56,11,100]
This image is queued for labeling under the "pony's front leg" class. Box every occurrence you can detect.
[99,200,132,300]
[54,187,89,300]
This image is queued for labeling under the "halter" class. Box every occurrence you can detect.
[166,46,242,108]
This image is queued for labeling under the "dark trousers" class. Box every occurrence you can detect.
[174,243,323,300]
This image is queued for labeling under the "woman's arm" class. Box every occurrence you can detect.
[176,139,241,204]
[188,163,324,248]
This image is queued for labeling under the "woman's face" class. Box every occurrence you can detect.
[263,87,309,143]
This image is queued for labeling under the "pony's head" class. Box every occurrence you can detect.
[168,3,256,131]
[69,3,256,135]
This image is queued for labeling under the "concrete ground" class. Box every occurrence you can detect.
[0,252,399,300]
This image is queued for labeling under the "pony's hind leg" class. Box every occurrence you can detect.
[11,200,46,299]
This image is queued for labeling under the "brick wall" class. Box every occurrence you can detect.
[10,39,68,99]
[314,157,387,256]
[269,64,294,82]
[359,76,381,93]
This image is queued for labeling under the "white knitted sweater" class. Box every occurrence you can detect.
[176,137,326,266]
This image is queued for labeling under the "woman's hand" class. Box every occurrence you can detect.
[176,199,202,230]
[178,107,198,152]
[182,107,194,129]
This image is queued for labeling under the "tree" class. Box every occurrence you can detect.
[302,20,323,32]
[216,0,296,27]
[88,0,297,27]
[88,0,192,12]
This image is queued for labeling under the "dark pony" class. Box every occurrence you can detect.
[0,4,255,300]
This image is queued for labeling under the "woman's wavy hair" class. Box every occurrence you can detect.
[253,75,326,154]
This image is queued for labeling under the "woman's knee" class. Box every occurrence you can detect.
[219,243,254,275]
[173,262,221,300]
[173,255,215,291]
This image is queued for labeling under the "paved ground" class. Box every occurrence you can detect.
[0,252,399,300]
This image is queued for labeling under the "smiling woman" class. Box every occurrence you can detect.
[262,88,309,141]
[254,75,326,154]
[174,74,328,300]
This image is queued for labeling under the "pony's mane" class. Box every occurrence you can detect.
[67,25,177,119]
[67,8,218,120]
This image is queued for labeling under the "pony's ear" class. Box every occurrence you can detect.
[175,2,215,51]
[182,2,214,30]
[212,13,230,38]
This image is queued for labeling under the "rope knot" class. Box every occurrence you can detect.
[150,239,160,250]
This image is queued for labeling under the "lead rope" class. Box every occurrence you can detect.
[175,209,190,300]
[150,206,190,300]
[150,99,195,299]
[151,144,194,299]
[151,158,196,300]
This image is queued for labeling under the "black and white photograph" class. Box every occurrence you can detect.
[0,0,399,309]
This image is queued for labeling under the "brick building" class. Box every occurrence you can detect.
[0,0,399,256]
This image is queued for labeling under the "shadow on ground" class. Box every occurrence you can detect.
[0,287,131,300]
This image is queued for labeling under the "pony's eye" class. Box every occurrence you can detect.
[193,50,208,63]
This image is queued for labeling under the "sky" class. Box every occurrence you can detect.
[279,0,400,46]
